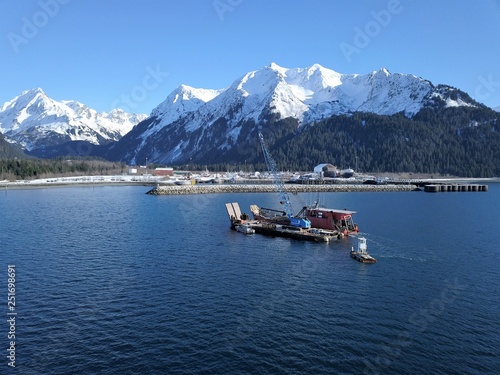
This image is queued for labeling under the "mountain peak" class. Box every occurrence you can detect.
[372,67,391,77]
[0,89,146,150]
[19,87,51,104]
[1,87,53,113]
[178,84,196,92]
[307,63,327,72]
[20,87,46,97]
[173,84,221,102]
[267,62,335,78]
[269,62,285,70]
[148,85,222,127]
[380,67,391,75]
[268,62,288,76]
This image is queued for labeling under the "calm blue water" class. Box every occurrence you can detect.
[1,184,499,374]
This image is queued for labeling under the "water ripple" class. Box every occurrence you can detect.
[2,186,499,374]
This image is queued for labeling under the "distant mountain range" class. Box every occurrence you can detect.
[1,63,499,176]
[0,88,146,151]
[107,62,489,166]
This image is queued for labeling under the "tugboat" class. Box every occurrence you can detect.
[350,237,377,263]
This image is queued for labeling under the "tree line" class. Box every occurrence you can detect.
[0,158,127,180]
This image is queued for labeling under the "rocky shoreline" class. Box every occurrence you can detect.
[146,183,419,195]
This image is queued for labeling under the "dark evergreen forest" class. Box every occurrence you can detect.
[0,158,127,180]
[268,107,500,177]
[221,105,498,177]
[199,106,500,177]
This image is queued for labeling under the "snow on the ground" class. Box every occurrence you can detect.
[0,174,165,186]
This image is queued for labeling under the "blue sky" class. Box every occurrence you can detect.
[1,0,499,114]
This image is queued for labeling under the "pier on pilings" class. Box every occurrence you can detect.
[424,184,488,193]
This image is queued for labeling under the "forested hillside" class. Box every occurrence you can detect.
[262,106,500,177]
[0,158,127,180]
[0,133,26,159]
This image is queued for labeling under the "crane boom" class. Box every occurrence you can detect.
[259,133,293,217]
[258,133,311,229]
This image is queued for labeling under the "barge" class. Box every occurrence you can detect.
[226,202,330,243]
[250,222,330,242]
[350,237,376,263]
[251,204,359,238]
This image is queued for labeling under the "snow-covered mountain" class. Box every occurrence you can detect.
[113,62,480,165]
[0,88,147,150]
[142,84,223,139]
[493,105,500,112]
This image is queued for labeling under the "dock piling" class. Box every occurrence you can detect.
[424,184,488,193]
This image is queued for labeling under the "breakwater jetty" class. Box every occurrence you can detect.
[146,183,418,195]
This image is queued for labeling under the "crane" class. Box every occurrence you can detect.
[258,133,311,229]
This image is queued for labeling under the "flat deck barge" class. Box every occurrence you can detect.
[226,202,330,243]
[249,222,330,242]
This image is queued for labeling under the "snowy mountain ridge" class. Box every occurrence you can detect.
[142,85,223,139]
[0,88,147,150]
[2,63,485,163]
[149,62,452,130]
[121,62,480,164]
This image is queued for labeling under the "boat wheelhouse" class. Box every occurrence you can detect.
[298,207,359,235]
